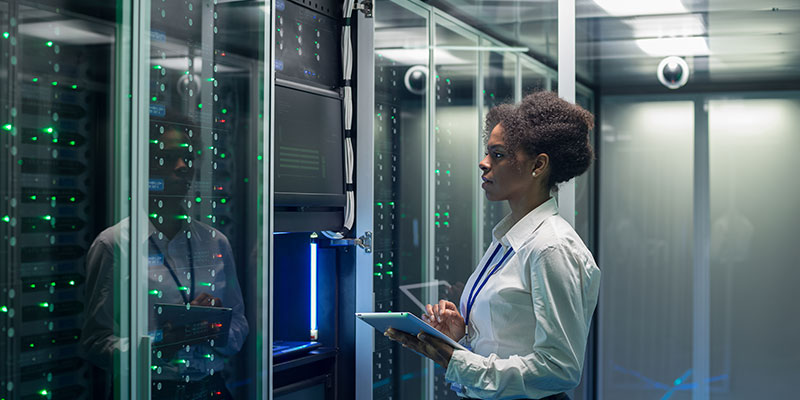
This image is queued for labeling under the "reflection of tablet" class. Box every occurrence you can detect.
[153,303,232,348]
[356,312,468,351]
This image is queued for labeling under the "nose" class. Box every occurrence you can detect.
[479,154,490,172]
[174,157,189,175]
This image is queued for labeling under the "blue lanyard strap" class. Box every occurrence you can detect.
[150,236,195,304]
[465,243,514,326]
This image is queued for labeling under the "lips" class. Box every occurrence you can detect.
[481,176,492,184]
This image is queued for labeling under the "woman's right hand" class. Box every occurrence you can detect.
[422,300,465,342]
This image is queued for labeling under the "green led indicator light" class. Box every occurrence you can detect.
[39,302,49,308]
[151,365,158,370]
[221,108,227,114]
[243,178,249,183]
[435,212,440,217]
[374,272,382,276]
[200,282,212,287]
[257,155,263,161]
[70,197,76,202]
[32,77,39,82]
[52,138,58,143]
[69,280,76,285]
[443,221,449,226]
[153,65,162,69]
[51,81,58,86]
[445,170,451,175]
[152,96,157,102]
[2,123,13,131]
[207,78,215,82]
[197,103,203,109]
[149,289,159,295]
[71,84,78,89]
[50,282,56,287]
[435,169,440,174]
[176,214,189,220]
[444,212,449,217]
[2,32,9,39]
[204,354,212,358]
[30,195,37,200]
[31,136,38,141]
[195,197,202,203]
[69,140,76,146]
[376,113,381,117]
[179,143,189,147]
[178,286,189,291]
[446,78,451,84]
[42,215,52,220]
[149,213,158,219]
[174,359,187,364]
[44,127,54,134]
[150,139,159,144]
[277,28,281,32]
[220,153,226,158]
[46,41,53,47]
[386,271,393,276]
[51,196,56,201]
[389,202,395,206]
[435,221,440,226]
[375,263,383,267]
[30,284,36,288]
[220,198,227,204]
[207,214,214,219]
[1,306,7,312]
[376,202,382,206]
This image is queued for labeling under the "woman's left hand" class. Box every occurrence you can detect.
[384,328,454,369]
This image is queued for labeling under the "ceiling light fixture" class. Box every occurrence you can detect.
[594,0,687,17]
[636,36,709,57]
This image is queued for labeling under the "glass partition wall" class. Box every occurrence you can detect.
[372,1,590,399]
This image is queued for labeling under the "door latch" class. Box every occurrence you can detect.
[354,231,372,253]
[355,0,373,18]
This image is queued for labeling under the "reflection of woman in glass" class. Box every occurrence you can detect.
[387,92,601,399]
[81,118,248,399]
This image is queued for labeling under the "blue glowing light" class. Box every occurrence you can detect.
[310,241,317,332]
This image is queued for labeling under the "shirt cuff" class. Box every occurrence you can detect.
[445,349,478,386]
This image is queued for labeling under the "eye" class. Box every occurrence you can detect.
[493,152,504,159]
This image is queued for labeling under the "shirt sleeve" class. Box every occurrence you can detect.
[444,243,594,399]
[213,235,249,356]
[80,234,126,371]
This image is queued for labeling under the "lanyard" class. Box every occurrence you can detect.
[465,243,514,326]
[150,236,195,304]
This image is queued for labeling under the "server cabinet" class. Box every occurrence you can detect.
[1,2,125,399]
[140,1,268,399]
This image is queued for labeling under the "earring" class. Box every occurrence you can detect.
[532,171,537,177]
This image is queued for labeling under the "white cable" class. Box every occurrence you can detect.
[338,0,356,232]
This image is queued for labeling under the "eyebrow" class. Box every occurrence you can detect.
[487,145,506,151]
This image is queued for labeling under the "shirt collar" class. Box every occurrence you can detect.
[492,197,559,250]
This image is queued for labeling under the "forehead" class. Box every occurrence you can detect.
[487,124,506,146]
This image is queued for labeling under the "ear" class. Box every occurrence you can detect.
[532,153,549,177]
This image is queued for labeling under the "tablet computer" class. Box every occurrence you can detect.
[356,312,468,351]
[153,303,232,349]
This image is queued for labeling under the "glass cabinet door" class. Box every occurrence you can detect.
[480,38,517,253]
[143,1,265,398]
[432,16,479,400]
[1,1,130,399]
[373,1,429,399]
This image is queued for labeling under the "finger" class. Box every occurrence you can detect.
[426,304,435,318]
[439,300,449,322]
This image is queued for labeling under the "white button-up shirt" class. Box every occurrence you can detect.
[445,197,601,399]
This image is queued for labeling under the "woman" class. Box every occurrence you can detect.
[386,91,601,399]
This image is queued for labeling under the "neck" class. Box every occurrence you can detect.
[507,189,550,225]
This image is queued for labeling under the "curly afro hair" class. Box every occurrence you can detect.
[485,91,594,189]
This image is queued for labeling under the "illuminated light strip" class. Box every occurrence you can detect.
[310,239,318,339]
